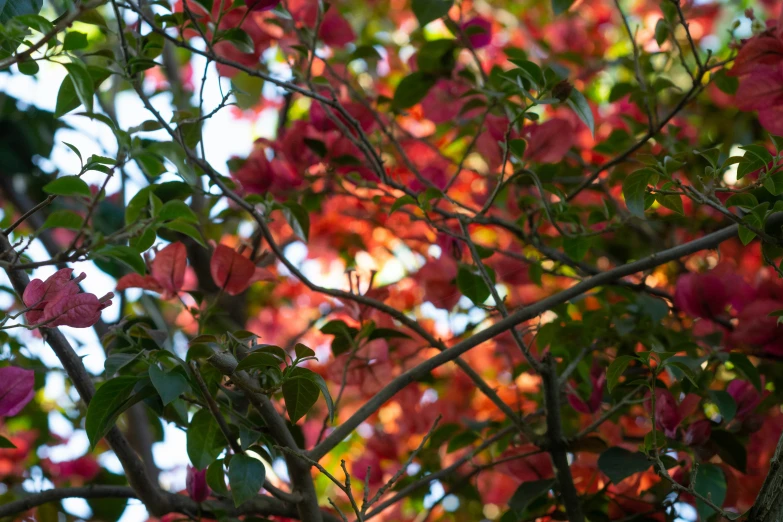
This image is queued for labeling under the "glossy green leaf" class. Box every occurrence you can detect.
[187,409,226,469]
[598,447,651,484]
[85,376,138,449]
[149,365,190,406]
[228,454,266,507]
[282,374,320,423]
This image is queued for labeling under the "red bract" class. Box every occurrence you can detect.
[317,11,355,48]
[116,242,187,299]
[186,465,210,502]
[462,17,492,49]
[210,244,274,296]
[23,269,113,329]
[683,420,712,446]
[0,366,34,417]
[734,63,783,135]
[351,454,384,486]
[43,456,101,483]
[653,389,701,439]
[730,299,783,356]
[523,118,574,163]
[673,272,731,320]
[567,365,606,414]
[231,140,303,199]
[727,380,761,421]
[415,256,460,310]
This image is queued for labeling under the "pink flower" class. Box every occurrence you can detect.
[727,380,761,421]
[351,455,384,486]
[462,17,492,49]
[0,366,35,417]
[730,300,783,356]
[23,269,113,329]
[44,456,101,483]
[186,466,210,502]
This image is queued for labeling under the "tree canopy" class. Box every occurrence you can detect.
[1,0,783,521]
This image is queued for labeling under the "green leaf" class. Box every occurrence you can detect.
[281,202,309,241]
[294,343,316,359]
[509,479,554,515]
[164,220,206,247]
[236,352,282,372]
[446,430,479,453]
[598,447,651,484]
[563,236,590,262]
[85,376,139,449]
[456,264,493,305]
[728,353,761,391]
[282,375,320,423]
[694,463,726,521]
[187,409,226,469]
[551,0,574,15]
[737,145,772,180]
[416,39,456,75]
[695,148,721,169]
[294,368,334,423]
[158,199,198,223]
[228,454,266,507]
[61,61,94,114]
[391,195,417,214]
[149,365,190,406]
[42,209,84,230]
[656,193,684,215]
[712,70,738,95]
[724,193,758,210]
[0,0,43,23]
[43,175,91,198]
[664,360,699,386]
[0,435,16,448]
[95,246,147,275]
[508,138,527,158]
[709,391,736,423]
[15,13,51,33]
[566,89,594,137]
[622,169,652,218]
[207,459,229,495]
[17,59,38,75]
[392,72,438,110]
[654,19,669,46]
[55,65,111,117]
[607,355,635,392]
[411,0,453,26]
[710,429,746,473]
[63,31,89,51]
[221,28,254,53]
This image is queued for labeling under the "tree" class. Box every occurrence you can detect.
[1,0,783,521]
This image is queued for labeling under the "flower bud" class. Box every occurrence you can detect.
[552,80,573,102]
[186,466,210,502]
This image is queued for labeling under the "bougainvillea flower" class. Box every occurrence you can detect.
[567,364,606,414]
[683,420,712,446]
[734,63,783,135]
[0,366,34,417]
[653,389,701,439]
[523,118,575,163]
[116,242,187,299]
[43,456,101,483]
[23,269,113,328]
[415,256,460,310]
[351,454,384,486]
[730,299,783,356]
[462,17,492,49]
[186,465,210,502]
[727,380,761,421]
[210,244,274,296]
[673,272,731,320]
